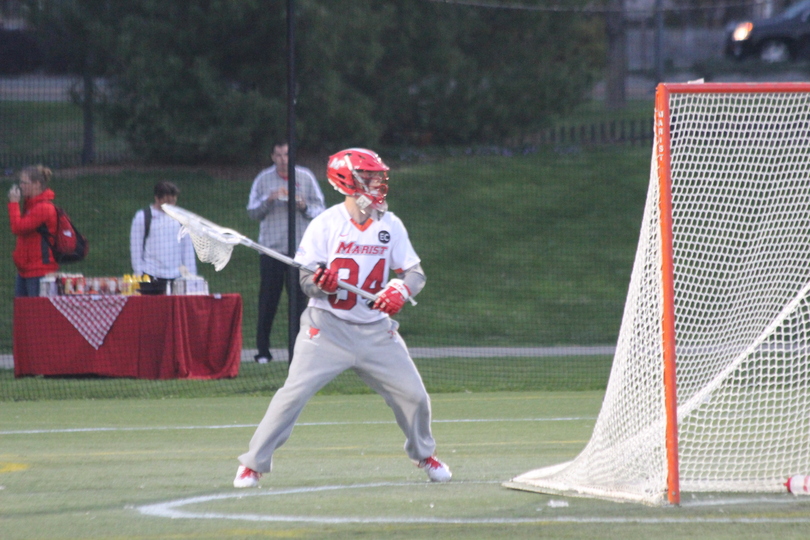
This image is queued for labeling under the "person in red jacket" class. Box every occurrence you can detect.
[7,165,59,297]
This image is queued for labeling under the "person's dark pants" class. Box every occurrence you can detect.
[142,275,173,295]
[257,255,307,360]
[15,275,41,297]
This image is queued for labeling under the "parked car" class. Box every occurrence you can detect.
[725,0,810,62]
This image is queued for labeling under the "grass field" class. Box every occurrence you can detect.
[9,97,809,537]
[0,101,132,167]
[0,354,613,400]
[3,391,810,540]
[0,143,651,355]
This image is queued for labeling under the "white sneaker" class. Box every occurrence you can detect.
[233,465,262,488]
[418,456,452,482]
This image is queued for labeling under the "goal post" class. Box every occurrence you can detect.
[505,82,810,506]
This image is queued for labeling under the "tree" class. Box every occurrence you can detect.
[339,0,605,146]
[27,0,607,163]
[293,0,388,152]
[102,0,287,163]
[23,0,125,163]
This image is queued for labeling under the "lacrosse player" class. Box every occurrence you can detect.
[234,148,451,487]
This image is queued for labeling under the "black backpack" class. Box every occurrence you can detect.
[142,206,152,257]
[38,203,89,264]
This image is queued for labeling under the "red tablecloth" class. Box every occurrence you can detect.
[13,294,242,379]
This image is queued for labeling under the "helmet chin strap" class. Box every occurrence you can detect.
[356,193,387,220]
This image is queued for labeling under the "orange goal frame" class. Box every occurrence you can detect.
[654,81,810,505]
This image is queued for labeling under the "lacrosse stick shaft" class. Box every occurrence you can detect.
[238,237,378,303]
[161,204,385,305]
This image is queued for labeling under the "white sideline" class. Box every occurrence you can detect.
[0,417,596,436]
[136,482,810,525]
[0,346,615,369]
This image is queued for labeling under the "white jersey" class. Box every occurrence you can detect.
[294,203,420,324]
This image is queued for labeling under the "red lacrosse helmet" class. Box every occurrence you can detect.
[326,148,390,215]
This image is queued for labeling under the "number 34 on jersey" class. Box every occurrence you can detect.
[295,205,420,324]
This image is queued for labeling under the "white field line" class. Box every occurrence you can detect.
[0,417,595,436]
[136,481,810,525]
[0,346,615,369]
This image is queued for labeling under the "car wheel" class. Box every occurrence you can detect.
[759,39,791,62]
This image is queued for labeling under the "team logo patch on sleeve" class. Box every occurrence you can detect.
[378,231,391,243]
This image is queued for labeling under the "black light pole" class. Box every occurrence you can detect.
[286,0,298,364]
[654,0,664,85]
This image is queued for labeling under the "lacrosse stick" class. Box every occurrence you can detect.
[161,204,378,303]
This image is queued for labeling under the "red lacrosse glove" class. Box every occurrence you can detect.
[372,279,411,316]
[313,263,338,294]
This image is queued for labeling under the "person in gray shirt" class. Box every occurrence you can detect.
[247,142,326,363]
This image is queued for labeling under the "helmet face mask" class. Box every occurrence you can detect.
[327,148,390,218]
[353,169,388,207]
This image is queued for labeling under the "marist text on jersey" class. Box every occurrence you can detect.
[335,242,390,256]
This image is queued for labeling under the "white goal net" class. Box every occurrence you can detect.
[505,82,810,505]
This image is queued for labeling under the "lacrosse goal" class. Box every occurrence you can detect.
[506,82,810,505]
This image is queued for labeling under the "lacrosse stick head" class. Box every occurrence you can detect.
[161,204,244,271]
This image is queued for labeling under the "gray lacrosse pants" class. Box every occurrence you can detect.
[238,307,437,473]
